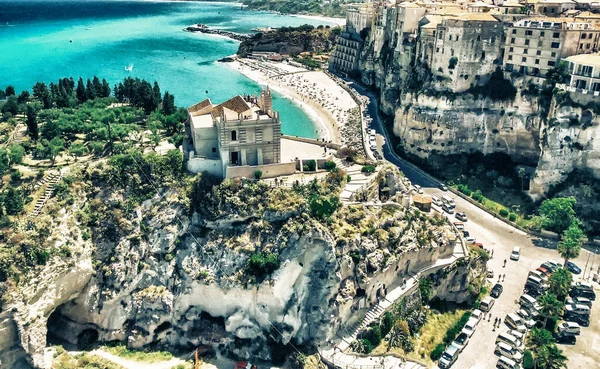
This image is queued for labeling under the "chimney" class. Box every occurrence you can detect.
[259,87,273,116]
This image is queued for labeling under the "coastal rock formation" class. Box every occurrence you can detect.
[237,25,339,57]
[0,164,466,369]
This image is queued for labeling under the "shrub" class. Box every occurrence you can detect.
[430,343,445,360]
[499,208,509,217]
[523,350,534,369]
[471,190,484,203]
[245,252,280,281]
[448,57,458,70]
[443,311,472,344]
[508,212,517,222]
[419,277,433,302]
[305,160,316,171]
[254,170,263,179]
[457,184,472,196]
[324,161,336,171]
[363,326,382,348]
[347,175,352,182]
[361,165,376,174]
[309,194,340,219]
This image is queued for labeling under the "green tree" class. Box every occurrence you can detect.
[17,90,30,104]
[537,293,564,328]
[161,91,176,116]
[557,221,584,265]
[538,197,577,234]
[32,82,52,109]
[537,344,567,369]
[547,268,573,301]
[2,96,19,116]
[3,186,24,215]
[9,144,25,164]
[26,104,40,140]
[546,61,570,87]
[526,328,554,352]
[309,194,340,219]
[85,78,96,100]
[101,78,111,98]
[5,85,15,96]
[76,77,87,103]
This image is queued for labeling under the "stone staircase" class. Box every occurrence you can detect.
[332,157,373,203]
[27,171,63,218]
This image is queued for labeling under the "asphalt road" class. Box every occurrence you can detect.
[351,84,600,368]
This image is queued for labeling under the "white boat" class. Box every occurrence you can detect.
[124,64,133,72]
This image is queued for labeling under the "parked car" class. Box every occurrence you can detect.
[557,321,581,336]
[452,332,470,352]
[506,329,526,344]
[471,309,484,324]
[496,332,523,350]
[569,287,596,301]
[528,270,549,282]
[440,183,448,191]
[555,334,577,345]
[497,356,519,369]
[369,129,376,136]
[432,196,443,207]
[462,230,476,243]
[505,313,527,333]
[516,309,536,328]
[564,304,591,316]
[453,221,464,230]
[566,261,582,275]
[480,296,495,312]
[461,317,479,337]
[491,283,503,298]
[564,312,590,327]
[455,212,468,222]
[414,184,423,194]
[535,267,552,278]
[510,246,521,261]
[438,345,460,369]
[442,203,454,214]
[523,285,543,298]
[494,342,523,363]
[540,261,561,273]
[567,296,592,308]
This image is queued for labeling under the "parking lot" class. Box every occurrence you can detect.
[425,187,599,369]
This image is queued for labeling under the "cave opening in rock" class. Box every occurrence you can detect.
[47,307,99,350]
[77,329,99,349]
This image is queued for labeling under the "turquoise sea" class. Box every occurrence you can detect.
[0,0,336,138]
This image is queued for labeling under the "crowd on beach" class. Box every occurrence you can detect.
[235,58,358,147]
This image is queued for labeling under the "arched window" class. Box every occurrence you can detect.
[231,130,237,141]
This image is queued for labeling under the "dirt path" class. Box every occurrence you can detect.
[89,349,187,369]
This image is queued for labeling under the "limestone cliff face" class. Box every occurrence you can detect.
[531,97,600,196]
[0,166,464,369]
[392,93,542,166]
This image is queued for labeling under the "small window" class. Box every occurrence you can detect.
[231,130,237,141]
[509,47,514,52]
[536,50,541,55]
[212,147,217,153]
[511,37,516,43]
[449,34,452,41]
[525,30,533,36]
[456,35,459,41]
[522,57,527,62]
[538,40,544,47]
[512,29,517,34]
[582,33,587,39]
[587,43,591,49]
[481,51,486,59]
[508,55,513,61]
[477,35,481,41]
[525,39,530,45]
[548,60,556,66]
[535,59,540,64]
[436,47,440,53]
[551,42,560,48]
[553,32,560,38]
[580,44,584,49]
[540,31,545,37]
[524,49,528,54]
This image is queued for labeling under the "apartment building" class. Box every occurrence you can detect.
[329,3,375,74]
[429,13,504,91]
[534,0,577,17]
[503,18,600,78]
[574,11,600,26]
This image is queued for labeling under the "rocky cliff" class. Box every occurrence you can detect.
[237,25,339,57]
[356,32,600,203]
[0,164,464,368]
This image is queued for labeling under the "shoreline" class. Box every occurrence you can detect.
[227,60,338,143]
[289,14,346,27]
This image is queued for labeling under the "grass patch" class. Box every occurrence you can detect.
[101,345,173,363]
[52,351,125,369]
[370,308,467,365]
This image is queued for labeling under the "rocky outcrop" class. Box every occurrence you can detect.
[237,26,338,57]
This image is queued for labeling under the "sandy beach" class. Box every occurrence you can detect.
[289,14,346,27]
[227,58,357,144]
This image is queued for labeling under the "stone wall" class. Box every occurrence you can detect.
[187,157,223,177]
[226,162,296,179]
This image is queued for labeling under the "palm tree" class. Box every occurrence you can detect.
[537,344,568,369]
[537,293,564,328]
[526,328,554,352]
[547,268,573,302]
[557,222,584,265]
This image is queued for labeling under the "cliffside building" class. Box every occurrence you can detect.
[329,3,375,74]
[561,53,600,93]
[502,18,600,79]
[187,89,284,178]
[427,13,504,92]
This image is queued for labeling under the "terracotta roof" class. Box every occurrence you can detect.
[188,98,213,116]
[576,11,600,18]
[450,12,500,21]
[210,95,252,120]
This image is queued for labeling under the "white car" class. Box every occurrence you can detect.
[414,184,424,194]
[558,321,581,335]
[516,309,536,329]
[471,309,484,324]
[510,246,521,261]
[461,317,479,337]
[565,304,591,316]
[452,332,470,352]
[369,129,376,135]
[567,296,592,308]
[506,329,526,344]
